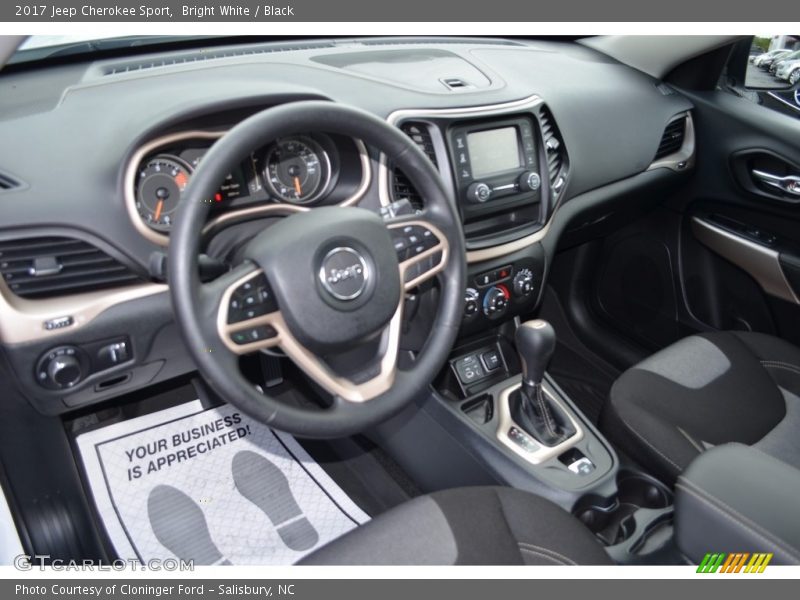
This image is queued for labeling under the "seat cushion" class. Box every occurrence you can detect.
[299,486,612,565]
[603,331,800,484]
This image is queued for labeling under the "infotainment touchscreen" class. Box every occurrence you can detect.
[466,127,521,178]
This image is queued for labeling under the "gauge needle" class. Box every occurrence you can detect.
[154,199,164,222]
[293,176,302,196]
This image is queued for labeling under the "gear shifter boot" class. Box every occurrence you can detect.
[509,383,576,447]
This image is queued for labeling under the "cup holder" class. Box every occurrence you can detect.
[617,472,672,509]
[574,470,673,547]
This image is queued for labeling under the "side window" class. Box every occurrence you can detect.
[724,35,800,120]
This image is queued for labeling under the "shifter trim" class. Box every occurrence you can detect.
[496,381,584,465]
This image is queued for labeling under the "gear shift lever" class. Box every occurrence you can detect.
[517,319,556,391]
[510,319,575,446]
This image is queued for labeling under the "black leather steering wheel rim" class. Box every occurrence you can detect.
[169,100,465,438]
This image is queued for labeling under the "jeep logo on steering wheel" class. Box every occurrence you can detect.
[319,247,370,301]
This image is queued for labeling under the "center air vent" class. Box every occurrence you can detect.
[391,122,439,210]
[539,107,568,197]
[0,237,144,299]
[654,116,687,160]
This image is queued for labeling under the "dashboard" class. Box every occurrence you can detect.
[0,37,695,413]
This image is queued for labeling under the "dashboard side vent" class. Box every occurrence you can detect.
[0,172,21,191]
[654,117,686,160]
[391,122,439,210]
[539,107,567,196]
[0,237,144,299]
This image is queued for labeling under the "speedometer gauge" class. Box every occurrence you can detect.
[135,156,191,231]
[264,137,331,204]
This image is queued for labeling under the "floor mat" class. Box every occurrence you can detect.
[76,401,369,565]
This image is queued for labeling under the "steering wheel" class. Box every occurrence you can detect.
[168,101,466,438]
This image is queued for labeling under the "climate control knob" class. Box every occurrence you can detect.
[464,288,480,318]
[513,268,535,297]
[483,285,510,317]
[466,182,492,204]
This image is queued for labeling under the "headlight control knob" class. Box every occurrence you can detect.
[37,346,86,390]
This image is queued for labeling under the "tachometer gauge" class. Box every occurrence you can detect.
[135,156,191,231]
[264,137,331,204]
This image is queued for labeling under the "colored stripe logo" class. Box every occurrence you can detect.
[697,552,773,573]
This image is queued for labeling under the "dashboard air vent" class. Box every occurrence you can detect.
[0,172,21,191]
[654,117,686,160]
[539,107,567,196]
[391,122,439,210]
[0,237,144,299]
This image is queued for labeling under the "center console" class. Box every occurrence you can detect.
[377,97,676,564]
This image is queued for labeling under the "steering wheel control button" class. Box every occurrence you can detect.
[227,274,277,324]
[231,325,277,346]
[454,354,486,384]
[391,225,439,264]
[481,349,502,372]
[319,247,370,301]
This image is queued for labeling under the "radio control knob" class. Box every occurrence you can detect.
[464,288,480,318]
[467,182,492,204]
[483,285,510,317]
[519,171,542,192]
[513,268,535,297]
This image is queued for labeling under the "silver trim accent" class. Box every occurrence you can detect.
[767,90,800,114]
[496,381,584,465]
[318,247,370,301]
[646,112,696,173]
[752,169,800,200]
[125,132,372,246]
[0,278,167,344]
[691,216,799,305]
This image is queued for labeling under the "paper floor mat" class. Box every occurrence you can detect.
[76,401,369,565]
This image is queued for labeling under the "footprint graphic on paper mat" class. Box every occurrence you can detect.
[147,485,232,565]
[232,450,319,551]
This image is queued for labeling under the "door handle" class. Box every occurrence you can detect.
[752,169,800,199]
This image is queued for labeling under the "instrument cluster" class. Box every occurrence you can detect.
[127,131,369,242]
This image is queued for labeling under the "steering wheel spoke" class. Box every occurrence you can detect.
[386,217,449,291]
